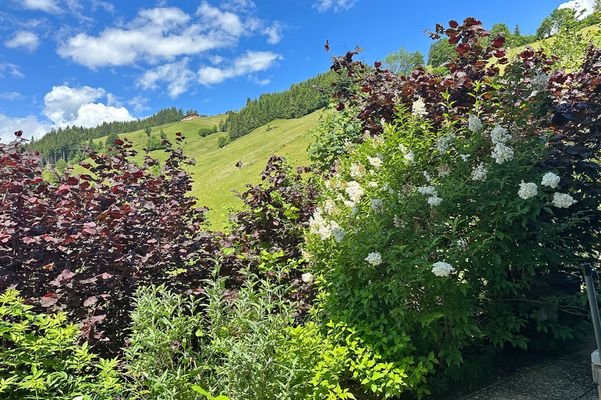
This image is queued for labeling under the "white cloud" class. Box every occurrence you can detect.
[69,103,134,128]
[128,96,150,113]
[138,58,195,98]
[21,0,61,13]
[58,4,255,68]
[0,63,24,78]
[43,85,134,127]
[0,113,50,142]
[263,22,283,44]
[198,50,281,85]
[196,2,244,36]
[313,0,356,12]
[558,0,595,18]
[91,0,114,13]
[5,31,40,52]
[0,91,24,100]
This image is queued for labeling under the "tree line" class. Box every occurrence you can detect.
[30,107,194,164]
[225,72,337,140]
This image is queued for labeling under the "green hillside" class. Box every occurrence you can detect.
[94,111,322,229]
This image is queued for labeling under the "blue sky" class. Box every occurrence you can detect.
[0,0,589,141]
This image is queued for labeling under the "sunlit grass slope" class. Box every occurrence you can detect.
[98,111,321,229]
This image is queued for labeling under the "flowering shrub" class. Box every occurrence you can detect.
[305,19,600,397]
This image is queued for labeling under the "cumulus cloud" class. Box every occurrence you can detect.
[0,113,50,142]
[69,103,134,128]
[313,0,356,12]
[558,0,596,18]
[5,31,40,52]
[137,58,196,98]
[21,0,61,13]
[43,85,134,128]
[58,3,264,68]
[198,50,281,85]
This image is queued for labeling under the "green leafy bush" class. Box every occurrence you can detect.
[0,289,122,400]
[305,20,600,398]
[125,264,314,400]
[217,135,231,148]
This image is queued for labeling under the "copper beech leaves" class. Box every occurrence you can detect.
[0,134,218,353]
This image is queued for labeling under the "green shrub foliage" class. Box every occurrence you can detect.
[305,18,600,397]
[0,290,121,399]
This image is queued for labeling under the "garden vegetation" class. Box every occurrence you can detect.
[1,13,600,399]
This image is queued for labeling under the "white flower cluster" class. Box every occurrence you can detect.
[432,261,455,277]
[490,125,514,164]
[365,251,383,266]
[371,198,384,213]
[518,181,538,200]
[436,133,455,153]
[468,114,483,133]
[412,97,427,117]
[541,172,560,189]
[471,162,488,181]
[346,181,364,204]
[398,144,415,164]
[301,272,314,284]
[368,155,383,169]
[532,71,549,91]
[309,208,345,242]
[350,163,366,178]
[438,164,451,177]
[417,186,437,195]
[417,186,442,207]
[427,196,443,206]
[490,125,511,144]
[552,192,577,208]
[460,153,471,162]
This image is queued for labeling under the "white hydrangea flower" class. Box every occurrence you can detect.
[491,142,514,164]
[532,71,549,91]
[422,171,432,182]
[491,125,511,144]
[436,133,455,153]
[412,96,427,117]
[368,155,383,169]
[309,208,332,240]
[350,163,366,178]
[399,144,415,164]
[518,181,538,200]
[432,261,455,277]
[468,114,483,133]
[368,181,378,188]
[541,172,560,189]
[393,215,403,228]
[417,186,437,196]
[365,252,383,266]
[301,272,314,284]
[459,153,471,162]
[427,196,443,207]
[346,181,364,204]
[552,192,577,208]
[471,162,488,181]
[371,198,384,212]
[330,221,345,242]
[324,199,337,214]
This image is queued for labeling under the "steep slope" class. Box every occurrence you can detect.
[99,111,321,228]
